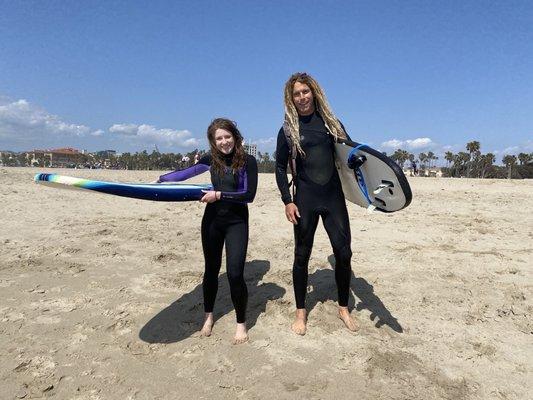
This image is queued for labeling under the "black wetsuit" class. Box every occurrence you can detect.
[159,153,258,323]
[275,112,352,309]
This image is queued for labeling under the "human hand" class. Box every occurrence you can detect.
[200,190,220,203]
[285,203,300,225]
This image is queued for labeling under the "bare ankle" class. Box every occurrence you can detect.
[233,323,248,344]
[200,313,214,336]
[295,308,307,320]
[292,309,307,335]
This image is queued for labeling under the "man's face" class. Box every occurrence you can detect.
[292,82,315,116]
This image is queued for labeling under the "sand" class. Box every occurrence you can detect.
[1,167,531,400]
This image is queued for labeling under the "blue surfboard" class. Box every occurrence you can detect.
[34,173,212,202]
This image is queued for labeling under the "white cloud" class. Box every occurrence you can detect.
[381,137,435,150]
[405,137,433,149]
[257,136,276,145]
[109,123,139,136]
[183,138,199,146]
[381,139,403,148]
[109,123,199,147]
[475,141,532,159]
[247,136,277,152]
[0,98,99,141]
[498,146,520,156]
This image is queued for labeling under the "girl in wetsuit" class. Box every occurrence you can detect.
[157,118,258,344]
[275,72,358,335]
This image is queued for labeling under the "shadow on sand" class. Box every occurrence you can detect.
[139,259,285,343]
[305,255,403,333]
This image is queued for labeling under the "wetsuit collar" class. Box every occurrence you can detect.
[298,111,320,124]
[223,150,235,166]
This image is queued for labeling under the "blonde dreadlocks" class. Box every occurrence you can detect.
[283,72,347,156]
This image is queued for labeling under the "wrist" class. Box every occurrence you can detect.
[282,197,293,205]
[216,191,221,200]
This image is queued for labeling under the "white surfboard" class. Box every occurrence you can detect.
[334,140,412,212]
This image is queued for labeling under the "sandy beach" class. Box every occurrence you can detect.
[1,167,531,399]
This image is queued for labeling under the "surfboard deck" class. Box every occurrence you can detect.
[34,173,213,202]
[334,140,412,212]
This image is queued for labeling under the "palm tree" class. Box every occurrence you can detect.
[418,153,427,170]
[517,152,532,165]
[426,152,433,168]
[502,154,517,179]
[466,141,480,155]
[444,151,454,168]
[390,150,400,163]
[426,151,438,169]
[139,150,149,170]
[16,152,28,167]
[479,153,495,178]
[466,141,480,178]
[391,149,409,168]
[452,152,470,177]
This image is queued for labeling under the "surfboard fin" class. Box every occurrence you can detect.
[373,182,393,195]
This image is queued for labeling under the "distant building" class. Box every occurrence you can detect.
[0,150,16,166]
[96,150,117,158]
[405,166,443,178]
[425,168,443,178]
[28,147,83,167]
[244,142,257,158]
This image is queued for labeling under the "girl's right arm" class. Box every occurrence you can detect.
[157,154,211,183]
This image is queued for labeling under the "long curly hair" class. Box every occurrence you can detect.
[207,118,246,176]
[283,72,347,156]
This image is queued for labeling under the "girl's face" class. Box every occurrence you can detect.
[214,128,235,155]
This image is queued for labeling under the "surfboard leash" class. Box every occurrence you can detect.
[347,144,375,210]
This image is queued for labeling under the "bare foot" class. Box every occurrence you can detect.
[200,313,214,337]
[338,307,359,332]
[232,323,248,345]
[291,308,307,335]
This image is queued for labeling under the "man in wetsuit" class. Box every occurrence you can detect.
[275,72,358,335]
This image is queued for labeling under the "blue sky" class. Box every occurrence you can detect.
[1,1,532,163]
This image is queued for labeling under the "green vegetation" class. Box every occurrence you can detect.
[256,151,276,173]
[389,140,532,179]
[3,143,532,179]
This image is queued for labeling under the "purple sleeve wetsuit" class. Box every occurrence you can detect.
[158,154,211,183]
[158,153,258,204]
[218,155,258,204]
